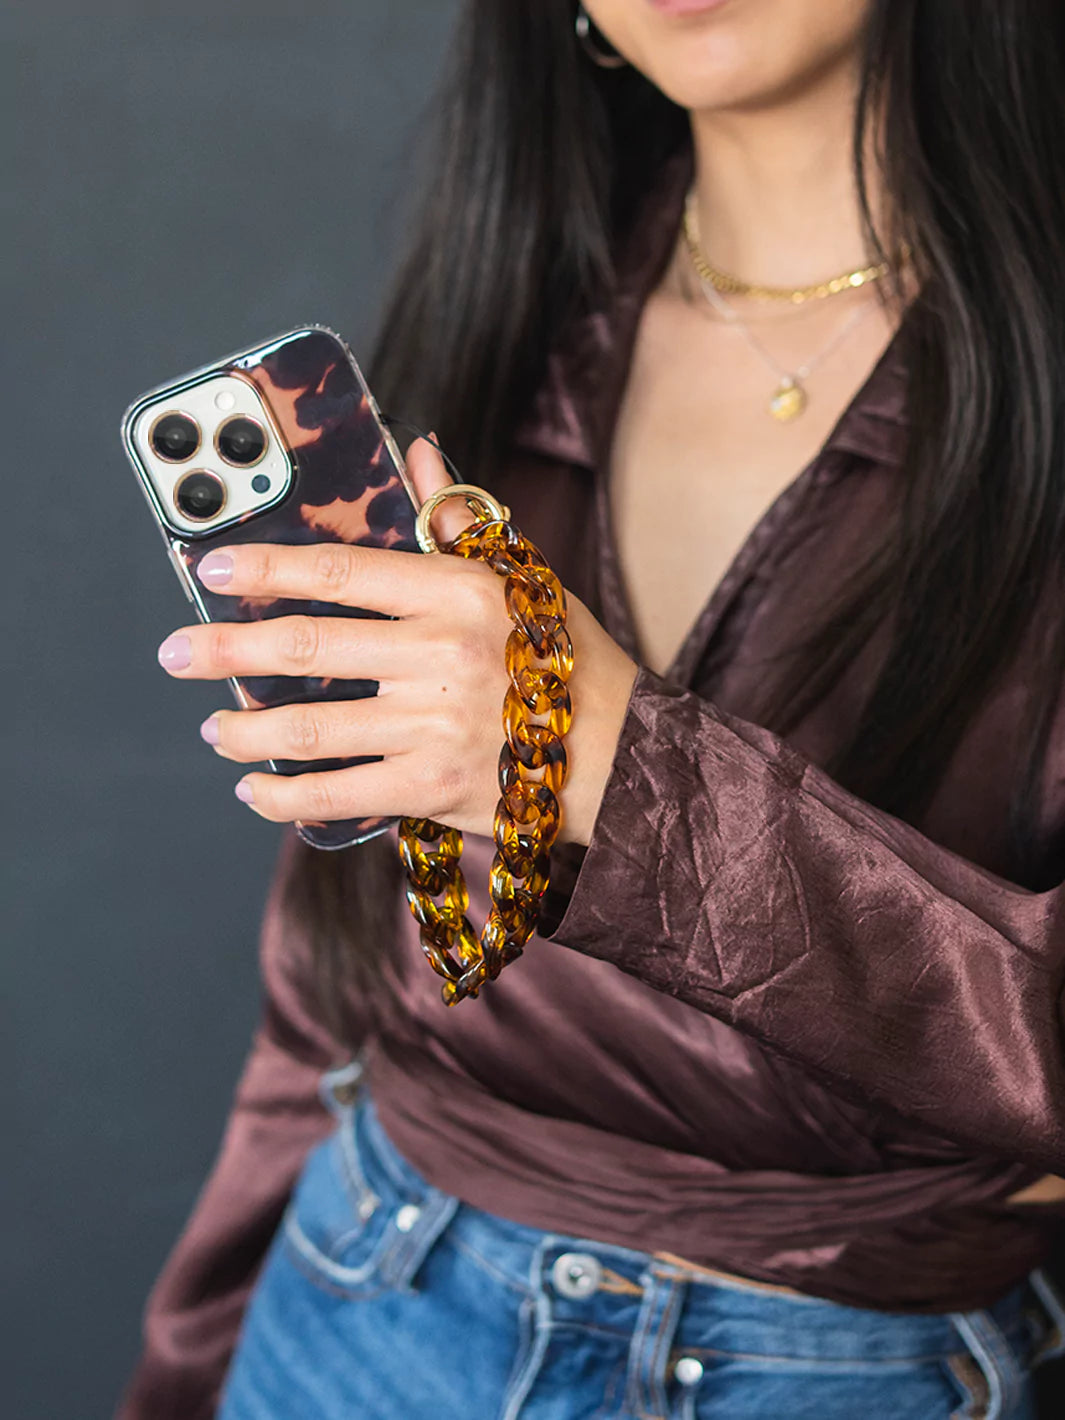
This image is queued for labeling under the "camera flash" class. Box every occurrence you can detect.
[214,390,236,411]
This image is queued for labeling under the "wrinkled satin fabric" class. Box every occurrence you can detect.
[117,140,1065,1420]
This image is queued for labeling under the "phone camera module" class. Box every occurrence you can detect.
[150,411,201,462]
[175,470,227,522]
[216,415,267,467]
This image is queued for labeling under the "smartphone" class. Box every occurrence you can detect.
[121,323,421,851]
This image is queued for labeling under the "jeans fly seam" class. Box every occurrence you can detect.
[499,1244,553,1420]
[624,1270,666,1418]
[646,1276,683,1418]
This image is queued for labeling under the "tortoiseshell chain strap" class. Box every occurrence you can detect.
[400,484,573,1006]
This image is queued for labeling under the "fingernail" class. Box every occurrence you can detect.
[199,714,220,745]
[157,634,191,670]
[235,779,254,804]
[198,551,233,587]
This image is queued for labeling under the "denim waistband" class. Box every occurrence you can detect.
[324,1060,1065,1371]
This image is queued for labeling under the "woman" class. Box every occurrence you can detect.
[119,1,1065,1416]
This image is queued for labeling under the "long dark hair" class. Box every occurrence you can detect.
[283,0,1065,1046]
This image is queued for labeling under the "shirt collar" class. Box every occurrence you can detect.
[510,135,911,473]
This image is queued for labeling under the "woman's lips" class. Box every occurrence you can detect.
[647,0,733,16]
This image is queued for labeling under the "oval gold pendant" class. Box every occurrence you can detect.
[769,378,807,422]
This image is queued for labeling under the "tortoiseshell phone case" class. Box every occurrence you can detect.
[121,324,421,850]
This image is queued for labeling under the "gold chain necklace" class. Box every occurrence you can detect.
[682,187,895,305]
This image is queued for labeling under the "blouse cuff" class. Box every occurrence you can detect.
[542,662,731,969]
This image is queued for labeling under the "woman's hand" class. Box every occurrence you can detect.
[156,437,639,846]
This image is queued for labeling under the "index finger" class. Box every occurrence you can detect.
[192,541,455,615]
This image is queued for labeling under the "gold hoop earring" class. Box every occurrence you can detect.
[575,3,628,69]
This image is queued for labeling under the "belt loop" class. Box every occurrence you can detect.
[624,1265,687,1420]
[1028,1267,1065,1364]
[949,1308,1026,1420]
[317,1051,367,1119]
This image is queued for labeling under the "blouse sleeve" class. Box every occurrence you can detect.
[544,665,1065,1174]
[115,829,358,1420]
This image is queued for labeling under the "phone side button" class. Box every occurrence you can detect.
[168,545,196,603]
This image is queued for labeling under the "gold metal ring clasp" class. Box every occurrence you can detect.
[414,483,512,554]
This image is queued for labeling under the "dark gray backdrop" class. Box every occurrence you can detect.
[7,5,458,1415]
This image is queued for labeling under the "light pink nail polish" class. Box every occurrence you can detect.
[198,551,233,587]
[157,634,191,670]
[200,715,220,745]
[235,780,254,804]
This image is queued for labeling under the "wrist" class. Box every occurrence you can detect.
[558,655,639,847]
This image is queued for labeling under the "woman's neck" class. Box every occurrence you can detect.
[685,57,887,292]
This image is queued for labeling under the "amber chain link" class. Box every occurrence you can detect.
[399,486,573,1005]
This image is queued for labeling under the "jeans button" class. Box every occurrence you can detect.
[674,1356,704,1387]
[395,1204,422,1234]
[552,1252,602,1299]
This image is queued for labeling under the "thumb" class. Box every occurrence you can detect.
[407,432,471,546]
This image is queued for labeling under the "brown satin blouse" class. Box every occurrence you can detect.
[118,143,1065,1420]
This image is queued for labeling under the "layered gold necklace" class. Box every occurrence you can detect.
[682,204,895,305]
[681,186,902,421]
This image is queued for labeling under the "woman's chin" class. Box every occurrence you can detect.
[592,0,869,118]
[633,55,784,116]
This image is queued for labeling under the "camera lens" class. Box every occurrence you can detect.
[150,411,200,462]
[175,470,227,521]
[216,415,267,466]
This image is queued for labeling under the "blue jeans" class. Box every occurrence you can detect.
[219,1060,1065,1420]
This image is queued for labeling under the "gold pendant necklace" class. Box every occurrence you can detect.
[680,185,898,419]
[769,377,807,423]
[685,233,879,422]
